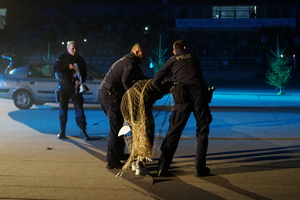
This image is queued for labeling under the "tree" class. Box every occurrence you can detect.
[266,36,292,94]
[150,35,167,74]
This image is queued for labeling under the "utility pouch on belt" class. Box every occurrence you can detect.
[170,85,189,104]
[108,87,125,104]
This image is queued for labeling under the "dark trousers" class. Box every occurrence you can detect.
[59,89,86,129]
[144,109,155,147]
[159,89,212,171]
[98,89,125,163]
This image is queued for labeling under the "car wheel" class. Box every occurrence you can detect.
[13,90,34,109]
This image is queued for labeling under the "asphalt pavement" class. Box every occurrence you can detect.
[0,76,299,200]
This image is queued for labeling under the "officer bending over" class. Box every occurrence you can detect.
[99,43,148,169]
[152,40,213,177]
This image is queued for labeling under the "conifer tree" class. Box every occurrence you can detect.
[266,36,292,94]
[150,35,167,74]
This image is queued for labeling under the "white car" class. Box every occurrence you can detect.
[0,61,104,109]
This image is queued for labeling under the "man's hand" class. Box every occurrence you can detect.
[75,80,81,85]
[69,64,76,70]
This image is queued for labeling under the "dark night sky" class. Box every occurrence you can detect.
[1,0,299,6]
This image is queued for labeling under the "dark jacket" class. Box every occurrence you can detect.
[100,52,147,94]
[53,52,87,91]
[152,50,207,93]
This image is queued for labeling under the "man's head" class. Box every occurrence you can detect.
[67,41,76,56]
[131,43,144,60]
[173,40,187,54]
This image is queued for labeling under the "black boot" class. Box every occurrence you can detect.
[80,127,90,141]
[57,127,66,139]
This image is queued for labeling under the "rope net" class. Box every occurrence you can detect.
[120,79,155,171]
[117,79,173,177]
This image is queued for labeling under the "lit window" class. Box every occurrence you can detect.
[213,6,256,19]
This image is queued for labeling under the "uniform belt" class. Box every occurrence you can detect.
[178,83,201,89]
[178,83,200,86]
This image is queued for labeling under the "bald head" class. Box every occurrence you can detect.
[131,43,144,59]
[131,43,143,52]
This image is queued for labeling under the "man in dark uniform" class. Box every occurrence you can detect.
[98,43,148,169]
[53,41,90,141]
[152,40,212,177]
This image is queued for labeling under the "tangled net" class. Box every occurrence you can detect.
[115,79,173,177]
[119,79,156,173]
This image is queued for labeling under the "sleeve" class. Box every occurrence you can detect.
[152,59,173,93]
[121,64,134,90]
[52,54,69,73]
[122,63,147,90]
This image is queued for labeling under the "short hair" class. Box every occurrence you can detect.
[67,41,76,47]
[131,43,143,52]
[173,40,186,52]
